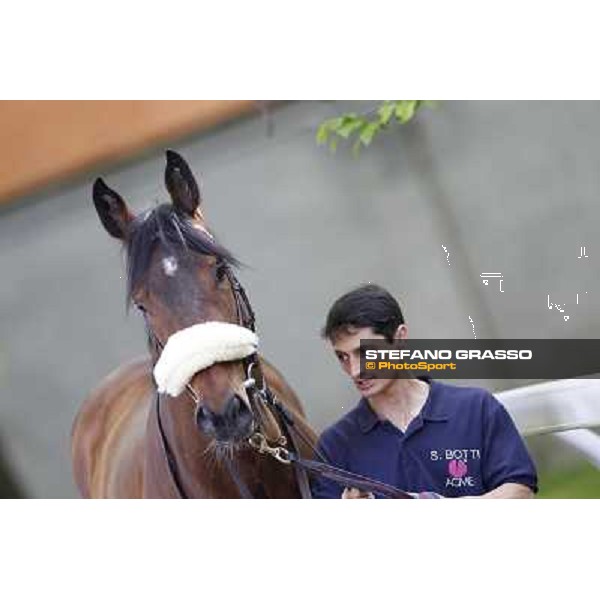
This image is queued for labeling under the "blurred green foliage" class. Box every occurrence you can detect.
[537,463,600,498]
[316,100,436,154]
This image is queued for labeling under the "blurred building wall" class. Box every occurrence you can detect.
[1,101,599,497]
[0,100,253,204]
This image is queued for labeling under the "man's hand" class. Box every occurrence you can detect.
[342,487,375,499]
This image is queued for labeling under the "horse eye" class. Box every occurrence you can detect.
[215,263,228,282]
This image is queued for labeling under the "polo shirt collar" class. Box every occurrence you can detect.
[356,397,380,432]
[421,379,450,422]
[356,377,449,433]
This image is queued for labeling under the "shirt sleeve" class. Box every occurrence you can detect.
[482,395,539,494]
[310,430,347,499]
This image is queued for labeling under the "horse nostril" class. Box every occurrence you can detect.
[224,393,243,419]
[225,394,253,434]
[195,404,215,434]
[195,395,253,441]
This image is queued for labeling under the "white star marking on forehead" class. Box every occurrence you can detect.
[162,256,178,277]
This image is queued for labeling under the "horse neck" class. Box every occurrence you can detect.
[146,392,300,498]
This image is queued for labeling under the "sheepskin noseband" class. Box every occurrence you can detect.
[153,322,259,397]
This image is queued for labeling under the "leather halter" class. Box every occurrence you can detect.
[143,262,312,499]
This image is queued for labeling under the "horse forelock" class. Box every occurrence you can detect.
[124,204,240,307]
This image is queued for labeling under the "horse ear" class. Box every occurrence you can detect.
[165,149,201,216]
[92,178,133,240]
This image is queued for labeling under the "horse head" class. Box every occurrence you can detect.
[92,150,257,443]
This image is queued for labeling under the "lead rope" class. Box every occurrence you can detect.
[256,392,415,499]
[267,393,313,499]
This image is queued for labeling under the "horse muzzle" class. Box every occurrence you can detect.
[195,393,254,442]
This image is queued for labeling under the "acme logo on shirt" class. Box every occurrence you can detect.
[430,448,481,488]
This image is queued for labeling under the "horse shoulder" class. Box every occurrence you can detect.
[71,357,153,498]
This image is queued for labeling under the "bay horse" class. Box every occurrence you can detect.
[71,150,317,498]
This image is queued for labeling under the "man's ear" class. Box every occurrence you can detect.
[394,324,408,340]
[165,149,201,216]
[92,178,133,240]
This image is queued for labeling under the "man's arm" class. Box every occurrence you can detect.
[481,395,538,496]
[480,482,534,499]
[344,484,534,499]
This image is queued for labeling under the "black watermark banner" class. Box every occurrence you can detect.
[360,339,600,379]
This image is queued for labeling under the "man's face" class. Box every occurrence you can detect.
[330,325,407,398]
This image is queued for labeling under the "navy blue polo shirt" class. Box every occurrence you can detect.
[311,379,538,498]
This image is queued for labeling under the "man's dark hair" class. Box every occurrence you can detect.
[321,284,405,343]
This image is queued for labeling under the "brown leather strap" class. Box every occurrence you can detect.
[222,454,255,499]
[155,393,189,498]
[266,394,413,499]
[289,456,414,499]
[269,397,313,499]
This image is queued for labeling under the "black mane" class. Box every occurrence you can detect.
[125,204,239,305]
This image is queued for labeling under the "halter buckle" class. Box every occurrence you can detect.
[271,447,291,464]
[243,377,256,390]
[248,432,291,464]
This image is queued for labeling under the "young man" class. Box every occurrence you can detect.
[312,284,538,499]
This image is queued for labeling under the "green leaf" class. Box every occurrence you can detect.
[378,102,394,125]
[328,117,344,133]
[359,122,380,146]
[405,100,417,119]
[393,101,405,121]
[394,100,417,123]
[337,118,363,139]
[316,124,330,145]
[316,101,439,154]
[341,112,359,123]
